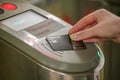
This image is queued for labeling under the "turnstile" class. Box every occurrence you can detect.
[0,1,104,80]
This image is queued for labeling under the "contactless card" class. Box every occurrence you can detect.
[46,34,86,51]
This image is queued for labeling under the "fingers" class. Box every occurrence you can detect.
[83,38,106,43]
[70,26,98,41]
[83,38,100,43]
[69,11,97,34]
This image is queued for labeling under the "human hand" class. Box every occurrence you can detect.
[69,9,120,44]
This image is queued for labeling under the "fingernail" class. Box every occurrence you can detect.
[70,34,77,39]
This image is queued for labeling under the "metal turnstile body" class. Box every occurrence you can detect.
[0,1,104,80]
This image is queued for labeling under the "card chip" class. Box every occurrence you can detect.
[46,35,86,51]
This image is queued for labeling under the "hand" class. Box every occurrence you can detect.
[69,9,120,44]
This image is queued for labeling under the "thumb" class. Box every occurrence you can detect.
[70,27,98,41]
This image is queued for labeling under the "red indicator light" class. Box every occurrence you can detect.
[0,3,17,10]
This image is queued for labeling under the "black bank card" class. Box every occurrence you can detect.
[46,35,86,51]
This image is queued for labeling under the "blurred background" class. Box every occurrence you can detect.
[1,0,120,80]
[19,0,120,25]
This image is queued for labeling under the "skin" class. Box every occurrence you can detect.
[69,9,120,44]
